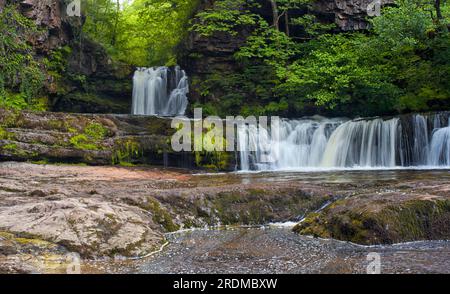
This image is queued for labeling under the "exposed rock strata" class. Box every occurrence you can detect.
[0,109,235,169]
[295,178,450,244]
[1,0,72,53]
[312,0,395,31]
[0,162,334,262]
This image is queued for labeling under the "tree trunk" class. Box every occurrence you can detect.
[269,0,280,30]
[435,0,443,20]
[111,0,120,46]
[284,10,290,36]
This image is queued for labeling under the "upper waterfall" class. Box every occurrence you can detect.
[132,66,189,116]
[238,113,450,171]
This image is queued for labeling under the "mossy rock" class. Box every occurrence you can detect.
[69,122,110,151]
[295,198,450,245]
[198,189,332,226]
[127,197,180,232]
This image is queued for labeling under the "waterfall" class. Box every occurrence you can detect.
[237,117,342,170]
[238,113,450,171]
[321,118,399,168]
[429,122,450,166]
[132,66,189,116]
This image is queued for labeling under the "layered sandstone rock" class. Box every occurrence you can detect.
[313,0,395,31]
[0,109,236,169]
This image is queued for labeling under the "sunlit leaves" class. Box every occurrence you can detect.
[83,0,199,66]
[191,0,261,37]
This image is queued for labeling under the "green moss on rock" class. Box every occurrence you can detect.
[135,197,180,232]
[0,126,14,140]
[112,138,142,165]
[295,199,450,245]
[69,122,109,151]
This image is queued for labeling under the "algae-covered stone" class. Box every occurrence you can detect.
[295,197,450,245]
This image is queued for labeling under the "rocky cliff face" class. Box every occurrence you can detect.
[52,35,133,114]
[313,0,394,31]
[1,0,72,53]
[1,0,132,114]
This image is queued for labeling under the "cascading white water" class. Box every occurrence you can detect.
[239,113,450,171]
[238,117,342,170]
[321,118,399,168]
[132,66,189,116]
[429,122,450,166]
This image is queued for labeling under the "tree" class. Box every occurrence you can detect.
[268,0,312,35]
[269,0,280,30]
[83,0,199,66]
[436,0,443,19]
[191,0,450,117]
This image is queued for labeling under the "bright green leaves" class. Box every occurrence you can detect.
[0,4,46,110]
[236,24,298,66]
[371,0,434,51]
[279,0,450,115]
[192,0,259,37]
[83,0,199,66]
[291,14,336,38]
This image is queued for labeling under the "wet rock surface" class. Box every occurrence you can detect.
[0,162,333,263]
[0,162,450,273]
[127,228,450,274]
[0,231,71,274]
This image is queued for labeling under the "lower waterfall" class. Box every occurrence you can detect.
[132,66,189,116]
[238,113,450,171]
[429,122,450,166]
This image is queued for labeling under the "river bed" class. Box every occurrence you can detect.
[1,162,450,274]
[82,226,450,274]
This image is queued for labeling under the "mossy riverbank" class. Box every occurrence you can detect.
[0,109,236,170]
[295,194,450,245]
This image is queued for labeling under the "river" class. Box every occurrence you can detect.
[1,163,448,274]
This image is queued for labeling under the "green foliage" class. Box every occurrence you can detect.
[84,122,109,141]
[196,64,286,116]
[43,45,73,95]
[291,14,336,38]
[192,0,260,37]
[236,22,299,67]
[0,5,46,110]
[191,0,450,117]
[112,139,142,165]
[83,0,199,66]
[144,198,180,232]
[279,33,401,113]
[0,126,13,140]
[2,0,447,118]
[371,0,434,50]
[70,134,100,150]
